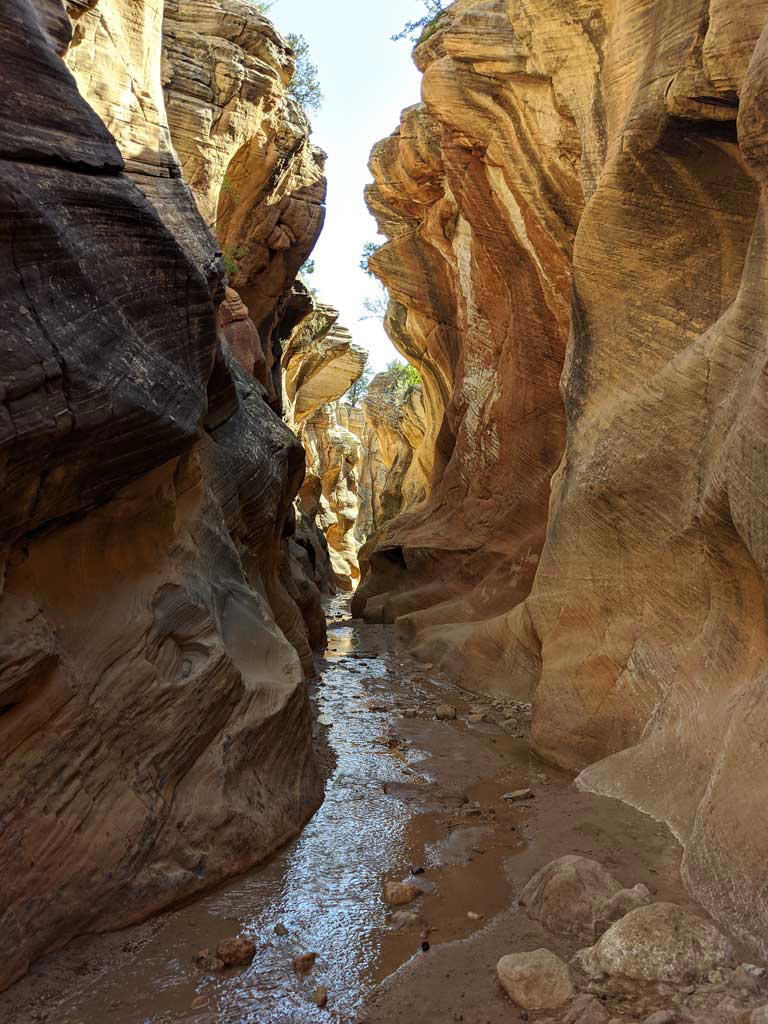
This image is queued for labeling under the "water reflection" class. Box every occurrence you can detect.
[59,598,430,1024]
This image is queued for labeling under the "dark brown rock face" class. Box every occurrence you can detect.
[0,0,324,990]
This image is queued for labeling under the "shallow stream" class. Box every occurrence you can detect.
[3,597,692,1024]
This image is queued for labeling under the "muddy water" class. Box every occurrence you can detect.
[3,597,695,1024]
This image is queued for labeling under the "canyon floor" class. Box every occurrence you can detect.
[0,598,753,1024]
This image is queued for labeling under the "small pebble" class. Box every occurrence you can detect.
[217,936,256,967]
[193,950,224,972]
[501,789,534,802]
[312,987,328,1008]
[293,952,319,975]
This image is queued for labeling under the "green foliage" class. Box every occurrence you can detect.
[361,294,388,321]
[384,359,421,396]
[222,245,248,280]
[286,33,323,113]
[220,176,238,201]
[300,257,316,276]
[253,1,274,10]
[392,1,446,44]
[345,366,374,407]
[360,241,388,320]
[360,241,380,277]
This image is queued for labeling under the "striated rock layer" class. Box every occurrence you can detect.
[284,302,368,590]
[355,0,582,676]
[359,0,768,958]
[0,0,325,990]
[355,369,428,545]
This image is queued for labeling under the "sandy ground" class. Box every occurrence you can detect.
[0,597,762,1024]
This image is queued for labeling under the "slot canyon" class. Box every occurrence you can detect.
[3,0,768,1022]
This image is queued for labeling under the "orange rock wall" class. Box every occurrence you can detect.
[360,0,768,954]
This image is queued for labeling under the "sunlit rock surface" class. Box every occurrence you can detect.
[354,370,428,597]
[0,0,325,989]
[356,0,581,666]
[284,302,368,590]
[359,0,768,955]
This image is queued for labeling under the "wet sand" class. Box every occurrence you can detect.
[0,597,724,1024]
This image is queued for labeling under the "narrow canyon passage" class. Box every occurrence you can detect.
[8,0,768,1021]
[0,598,739,1024]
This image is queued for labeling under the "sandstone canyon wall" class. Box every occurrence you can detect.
[284,303,368,590]
[355,0,581,644]
[0,0,326,989]
[355,369,428,546]
[358,0,768,957]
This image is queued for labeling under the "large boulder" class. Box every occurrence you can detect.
[496,949,574,1009]
[574,903,736,984]
[520,856,624,939]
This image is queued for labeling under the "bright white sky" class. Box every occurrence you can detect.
[268,0,424,370]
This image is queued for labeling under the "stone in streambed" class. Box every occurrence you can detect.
[520,856,622,939]
[574,903,735,983]
[293,951,319,975]
[564,994,610,1024]
[216,936,255,966]
[496,949,574,1009]
[383,881,423,906]
[312,987,329,1008]
[435,704,457,721]
[502,789,534,802]
[193,949,224,971]
[596,884,652,935]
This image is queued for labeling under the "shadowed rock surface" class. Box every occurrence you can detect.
[0,0,325,991]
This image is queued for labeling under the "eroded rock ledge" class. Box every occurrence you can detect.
[0,0,325,990]
[357,0,768,957]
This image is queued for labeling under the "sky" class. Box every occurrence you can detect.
[267,0,424,371]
